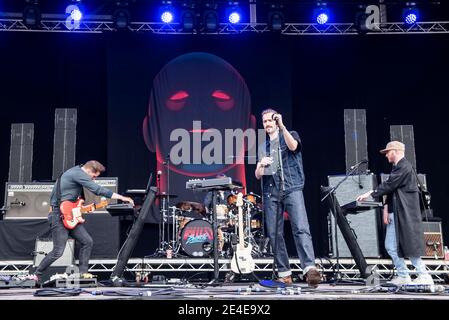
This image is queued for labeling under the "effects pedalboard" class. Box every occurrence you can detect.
[44,273,97,288]
[0,275,36,288]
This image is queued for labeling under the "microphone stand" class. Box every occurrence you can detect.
[271,128,286,282]
[321,163,365,285]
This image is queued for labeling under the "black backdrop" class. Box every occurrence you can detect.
[0,32,448,258]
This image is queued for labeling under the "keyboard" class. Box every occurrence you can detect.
[186,177,242,191]
[341,200,383,214]
[106,203,135,216]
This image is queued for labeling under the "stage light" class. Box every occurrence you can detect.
[70,7,82,21]
[181,10,195,31]
[161,10,174,23]
[23,2,41,28]
[203,9,218,31]
[114,9,130,30]
[228,11,241,24]
[313,3,330,25]
[268,10,284,31]
[403,6,419,25]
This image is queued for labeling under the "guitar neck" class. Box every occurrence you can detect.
[80,204,95,214]
[238,205,244,249]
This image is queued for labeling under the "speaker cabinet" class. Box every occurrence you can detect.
[33,238,75,267]
[8,123,34,183]
[422,221,444,259]
[328,173,381,258]
[3,182,54,219]
[344,109,368,173]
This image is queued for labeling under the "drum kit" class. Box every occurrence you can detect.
[154,192,267,259]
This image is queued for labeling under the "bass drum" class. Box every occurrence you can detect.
[179,219,223,257]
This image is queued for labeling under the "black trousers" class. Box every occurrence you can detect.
[36,209,93,274]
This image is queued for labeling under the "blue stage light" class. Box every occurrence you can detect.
[403,8,419,25]
[228,11,241,24]
[161,10,174,23]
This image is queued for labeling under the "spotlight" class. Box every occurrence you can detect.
[228,12,240,24]
[161,10,173,23]
[268,11,284,32]
[23,2,41,28]
[114,8,130,30]
[226,4,242,24]
[313,3,330,25]
[403,5,419,25]
[70,7,82,21]
[181,10,195,31]
[203,9,218,31]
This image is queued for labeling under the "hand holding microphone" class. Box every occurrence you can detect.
[272,113,285,130]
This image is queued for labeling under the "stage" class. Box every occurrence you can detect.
[1,283,449,301]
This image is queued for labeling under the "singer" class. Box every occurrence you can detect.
[255,108,321,288]
[356,141,433,286]
[31,161,134,284]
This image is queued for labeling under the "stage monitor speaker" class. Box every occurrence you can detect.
[390,125,417,170]
[52,109,77,180]
[33,238,75,267]
[422,221,444,259]
[8,123,34,183]
[3,182,53,219]
[344,109,368,174]
[83,177,118,213]
[328,173,381,258]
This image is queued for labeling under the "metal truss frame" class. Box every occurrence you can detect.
[0,19,449,35]
[2,258,448,282]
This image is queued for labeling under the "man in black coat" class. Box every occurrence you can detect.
[357,141,433,286]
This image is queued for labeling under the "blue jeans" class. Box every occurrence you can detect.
[385,213,428,277]
[264,188,316,277]
[36,209,93,275]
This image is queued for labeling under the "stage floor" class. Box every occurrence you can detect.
[1,283,449,300]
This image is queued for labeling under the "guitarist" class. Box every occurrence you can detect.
[32,161,134,282]
[255,109,321,288]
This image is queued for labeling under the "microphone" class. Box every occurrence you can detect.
[157,170,162,179]
[350,159,368,170]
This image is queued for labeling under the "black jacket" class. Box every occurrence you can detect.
[372,158,424,258]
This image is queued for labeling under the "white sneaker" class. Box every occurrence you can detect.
[412,274,434,285]
[387,275,412,285]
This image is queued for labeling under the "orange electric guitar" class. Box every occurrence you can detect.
[60,198,108,229]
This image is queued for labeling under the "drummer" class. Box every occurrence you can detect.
[203,174,234,215]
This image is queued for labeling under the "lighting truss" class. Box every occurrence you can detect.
[0,18,449,34]
[2,258,448,282]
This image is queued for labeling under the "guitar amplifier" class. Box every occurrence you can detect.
[422,221,444,259]
[3,182,54,219]
[328,173,382,258]
[83,177,118,213]
[33,238,75,267]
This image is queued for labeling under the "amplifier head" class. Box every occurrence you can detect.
[83,177,118,212]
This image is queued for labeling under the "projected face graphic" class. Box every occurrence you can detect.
[143,52,255,187]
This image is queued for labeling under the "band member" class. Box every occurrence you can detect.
[357,141,433,285]
[32,161,134,282]
[255,109,321,287]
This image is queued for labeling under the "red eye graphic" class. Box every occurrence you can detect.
[212,90,234,111]
[166,90,189,111]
